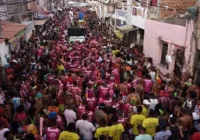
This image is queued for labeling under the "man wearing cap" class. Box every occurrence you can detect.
[46,113,60,140]
[142,99,150,117]
[35,92,43,116]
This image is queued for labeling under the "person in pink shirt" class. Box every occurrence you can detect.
[71,81,81,96]
[20,81,29,98]
[85,68,92,78]
[77,100,86,119]
[86,90,96,112]
[123,103,135,117]
[85,105,94,123]
[144,75,153,95]
[98,82,109,99]
[56,89,65,104]
[103,94,112,107]
[46,112,61,140]
[56,79,64,91]
[37,46,44,60]
[66,82,74,92]
[45,73,56,85]
[112,68,120,85]
[59,71,67,84]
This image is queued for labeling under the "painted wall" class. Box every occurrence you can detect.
[21,21,35,41]
[0,42,10,67]
[144,19,194,74]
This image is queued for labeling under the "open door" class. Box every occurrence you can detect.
[174,49,184,79]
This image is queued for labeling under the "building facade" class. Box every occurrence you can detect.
[124,0,197,76]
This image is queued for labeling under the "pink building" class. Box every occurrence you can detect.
[143,19,194,77]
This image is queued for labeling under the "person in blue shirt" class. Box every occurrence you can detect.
[78,11,84,20]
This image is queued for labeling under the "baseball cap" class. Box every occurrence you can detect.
[48,111,57,119]
[143,99,150,105]
[99,103,106,109]
[36,92,43,98]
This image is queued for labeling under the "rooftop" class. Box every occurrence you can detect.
[0,21,26,43]
[163,17,187,26]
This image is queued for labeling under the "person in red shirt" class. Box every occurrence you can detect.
[66,73,74,84]
[0,106,8,128]
[191,132,200,140]
[112,68,120,84]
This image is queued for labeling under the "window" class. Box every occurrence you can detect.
[112,18,115,26]
[116,19,121,26]
[160,42,168,65]
[123,21,126,25]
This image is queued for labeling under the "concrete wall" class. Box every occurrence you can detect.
[144,19,194,74]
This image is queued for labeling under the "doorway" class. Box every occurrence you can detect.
[174,49,185,78]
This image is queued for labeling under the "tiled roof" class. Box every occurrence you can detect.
[0,22,26,43]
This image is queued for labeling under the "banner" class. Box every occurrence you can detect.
[132,6,145,18]
[115,9,127,19]
[70,36,85,42]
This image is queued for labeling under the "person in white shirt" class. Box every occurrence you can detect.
[76,113,96,140]
[69,9,74,25]
[148,94,158,111]
[0,121,10,140]
[64,105,77,126]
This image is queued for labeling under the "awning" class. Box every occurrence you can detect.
[117,25,135,32]
[114,30,123,39]
[88,7,95,11]
[34,20,46,26]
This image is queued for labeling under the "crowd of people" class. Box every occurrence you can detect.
[0,7,200,140]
